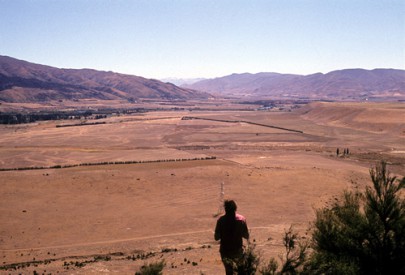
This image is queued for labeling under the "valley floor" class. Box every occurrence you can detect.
[1,102,404,274]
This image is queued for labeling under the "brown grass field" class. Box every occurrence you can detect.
[0,102,404,274]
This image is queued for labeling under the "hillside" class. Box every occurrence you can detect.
[0,56,209,103]
[299,102,405,135]
[184,69,405,101]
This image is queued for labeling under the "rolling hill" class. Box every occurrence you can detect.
[184,69,405,101]
[0,55,209,103]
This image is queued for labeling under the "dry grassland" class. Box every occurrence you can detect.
[0,102,404,274]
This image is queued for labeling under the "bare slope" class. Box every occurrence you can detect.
[0,55,209,103]
[299,102,405,135]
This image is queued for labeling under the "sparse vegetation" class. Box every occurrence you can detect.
[233,227,308,275]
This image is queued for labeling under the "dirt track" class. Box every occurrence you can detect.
[1,102,404,274]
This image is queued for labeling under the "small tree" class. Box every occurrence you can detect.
[364,161,405,274]
[306,161,405,274]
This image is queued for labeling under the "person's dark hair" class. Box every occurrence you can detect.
[224,200,237,214]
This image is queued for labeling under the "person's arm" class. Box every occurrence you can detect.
[214,220,221,241]
[242,221,249,240]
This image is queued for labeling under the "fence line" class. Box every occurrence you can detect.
[181,116,303,133]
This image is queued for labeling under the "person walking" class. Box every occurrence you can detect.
[215,200,249,275]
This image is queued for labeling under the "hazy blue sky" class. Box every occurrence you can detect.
[1,0,404,79]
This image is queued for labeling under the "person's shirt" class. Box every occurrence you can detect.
[215,212,249,255]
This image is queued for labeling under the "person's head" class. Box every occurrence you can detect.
[224,200,237,215]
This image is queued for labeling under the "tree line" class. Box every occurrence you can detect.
[0,111,95,124]
[0,156,217,172]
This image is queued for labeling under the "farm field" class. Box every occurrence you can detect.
[1,102,404,274]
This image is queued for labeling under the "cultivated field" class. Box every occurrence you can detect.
[1,102,404,274]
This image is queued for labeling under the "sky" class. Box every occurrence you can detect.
[1,0,404,79]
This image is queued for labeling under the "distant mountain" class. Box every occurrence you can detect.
[0,56,209,103]
[184,69,405,101]
[160,77,206,86]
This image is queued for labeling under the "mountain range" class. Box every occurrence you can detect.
[1,55,404,104]
[183,69,405,101]
[0,55,209,103]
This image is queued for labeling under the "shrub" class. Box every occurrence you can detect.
[233,244,260,275]
[279,226,309,274]
[135,260,165,275]
[259,257,278,275]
